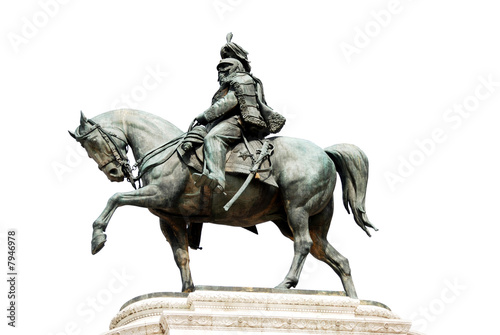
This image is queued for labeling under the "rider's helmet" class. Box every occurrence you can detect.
[216,58,245,84]
[217,57,245,74]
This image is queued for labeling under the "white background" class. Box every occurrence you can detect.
[2,1,499,334]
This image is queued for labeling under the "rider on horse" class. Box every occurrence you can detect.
[193,33,286,193]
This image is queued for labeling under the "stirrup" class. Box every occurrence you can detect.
[192,173,226,194]
[192,172,208,187]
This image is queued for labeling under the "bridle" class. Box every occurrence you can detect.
[74,119,137,189]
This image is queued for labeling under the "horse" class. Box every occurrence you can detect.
[69,109,377,298]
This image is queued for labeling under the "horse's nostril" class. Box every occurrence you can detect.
[109,168,119,176]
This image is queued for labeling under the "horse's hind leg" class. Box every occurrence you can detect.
[309,200,358,298]
[275,207,313,289]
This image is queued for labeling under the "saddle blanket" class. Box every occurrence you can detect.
[178,139,278,188]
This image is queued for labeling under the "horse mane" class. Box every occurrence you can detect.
[93,109,184,139]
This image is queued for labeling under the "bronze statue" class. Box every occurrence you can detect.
[69,35,377,299]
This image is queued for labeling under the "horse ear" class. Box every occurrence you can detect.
[80,111,88,128]
[68,130,77,139]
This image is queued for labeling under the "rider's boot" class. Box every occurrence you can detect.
[193,117,241,194]
[192,135,227,193]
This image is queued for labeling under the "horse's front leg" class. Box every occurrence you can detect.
[92,184,162,254]
[158,217,194,292]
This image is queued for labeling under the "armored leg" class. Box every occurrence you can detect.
[195,116,242,191]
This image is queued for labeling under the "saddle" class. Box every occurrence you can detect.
[177,126,278,188]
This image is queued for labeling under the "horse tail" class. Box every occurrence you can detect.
[325,144,378,237]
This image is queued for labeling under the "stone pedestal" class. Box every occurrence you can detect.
[103,287,421,335]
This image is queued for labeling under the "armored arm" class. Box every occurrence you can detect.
[196,90,238,124]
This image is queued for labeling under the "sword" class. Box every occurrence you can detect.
[224,140,271,211]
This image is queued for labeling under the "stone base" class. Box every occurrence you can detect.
[104,286,421,335]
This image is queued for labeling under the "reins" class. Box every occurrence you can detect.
[132,134,186,187]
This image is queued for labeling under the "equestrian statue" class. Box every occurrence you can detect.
[69,33,377,299]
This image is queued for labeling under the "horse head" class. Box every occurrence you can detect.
[69,111,130,183]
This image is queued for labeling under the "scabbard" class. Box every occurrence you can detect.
[223,141,270,211]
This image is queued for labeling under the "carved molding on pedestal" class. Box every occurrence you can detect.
[109,297,190,330]
[159,313,411,334]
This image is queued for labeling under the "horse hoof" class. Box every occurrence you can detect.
[91,233,107,255]
[274,282,292,290]
[275,278,297,290]
[182,284,195,293]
